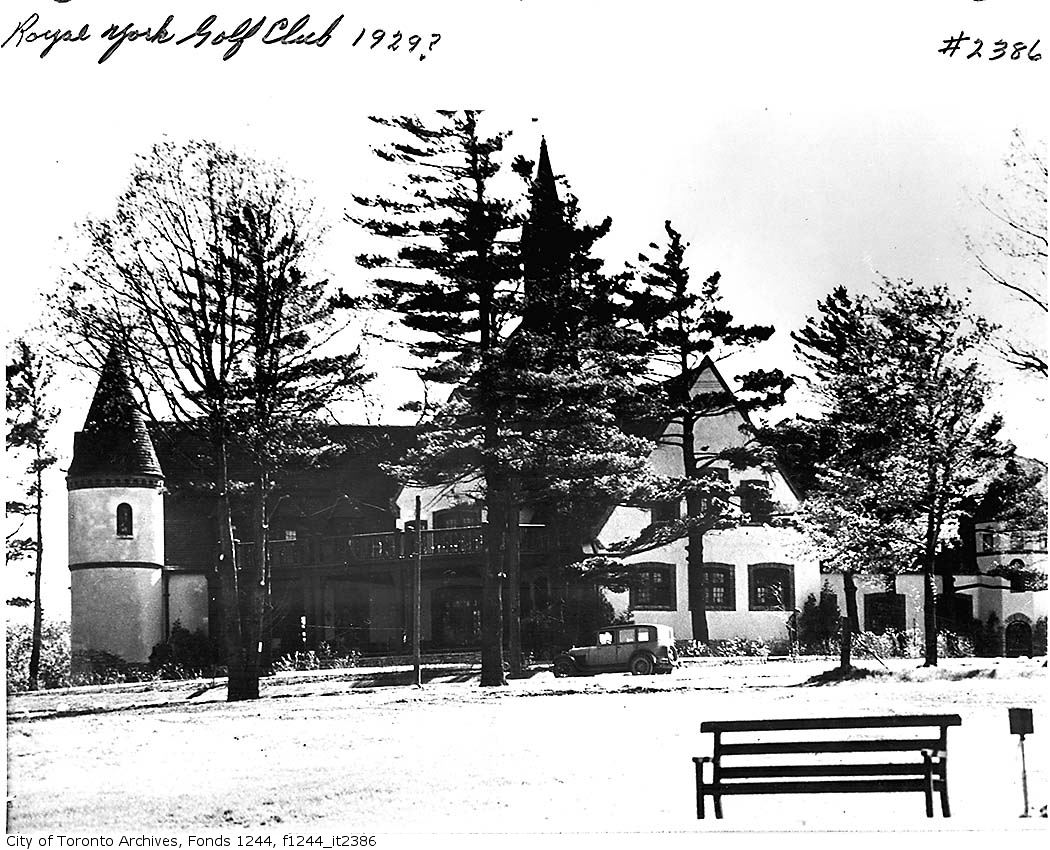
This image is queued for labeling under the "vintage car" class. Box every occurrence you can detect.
[552,623,678,677]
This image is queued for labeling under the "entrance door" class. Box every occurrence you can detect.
[1005,621,1033,657]
[432,587,481,647]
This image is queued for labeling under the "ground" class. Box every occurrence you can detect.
[6,657,1048,837]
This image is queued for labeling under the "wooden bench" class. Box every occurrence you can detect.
[692,714,961,819]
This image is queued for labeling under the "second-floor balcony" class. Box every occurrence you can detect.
[978,530,1048,556]
[237,524,565,570]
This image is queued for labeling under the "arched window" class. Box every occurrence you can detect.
[748,563,794,611]
[630,562,676,610]
[116,503,133,537]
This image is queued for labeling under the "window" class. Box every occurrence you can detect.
[618,629,636,644]
[433,505,482,529]
[980,531,995,552]
[116,503,133,537]
[704,565,735,610]
[698,467,730,514]
[864,592,905,633]
[738,479,772,524]
[688,563,736,611]
[1008,559,1027,592]
[748,563,794,611]
[635,627,654,642]
[283,530,298,541]
[650,500,681,525]
[597,631,613,646]
[630,562,676,610]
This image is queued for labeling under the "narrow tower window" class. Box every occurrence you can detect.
[116,503,133,537]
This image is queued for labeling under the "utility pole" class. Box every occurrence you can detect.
[413,496,422,688]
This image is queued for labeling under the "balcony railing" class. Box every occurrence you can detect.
[236,524,563,568]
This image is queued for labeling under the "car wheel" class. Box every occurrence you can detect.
[629,654,654,676]
[553,657,575,678]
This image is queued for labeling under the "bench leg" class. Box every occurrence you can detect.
[714,795,723,819]
[692,758,706,819]
[922,752,934,818]
[939,759,950,818]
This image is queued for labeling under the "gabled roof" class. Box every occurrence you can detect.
[67,348,163,481]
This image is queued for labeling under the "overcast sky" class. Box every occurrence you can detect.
[3,0,1046,620]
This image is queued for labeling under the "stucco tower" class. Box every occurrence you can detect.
[68,349,165,664]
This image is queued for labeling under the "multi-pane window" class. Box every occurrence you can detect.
[704,566,735,610]
[631,563,675,610]
[980,531,995,552]
[116,503,133,537]
[748,563,794,611]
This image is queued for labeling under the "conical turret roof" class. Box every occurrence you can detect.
[521,137,571,335]
[67,348,163,483]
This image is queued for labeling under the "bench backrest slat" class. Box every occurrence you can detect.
[721,763,931,779]
[701,715,961,733]
[721,738,942,756]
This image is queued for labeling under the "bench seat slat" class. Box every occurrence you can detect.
[701,715,960,733]
[720,738,941,756]
[717,779,938,796]
[720,763,932,779]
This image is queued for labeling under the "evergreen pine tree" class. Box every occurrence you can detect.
[353,112,522,685]
[618,221,792,641]
[6,338,60,691]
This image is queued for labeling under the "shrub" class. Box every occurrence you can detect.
[974,612,1003,657]
[675,637,773,658]
[6,620,72,692]
[271,641,361,672]
[149,622,220,679]
[69,650,160,686]
[797,583,841,654]
[849,627,974,660]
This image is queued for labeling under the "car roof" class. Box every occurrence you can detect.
[598,623,672,637]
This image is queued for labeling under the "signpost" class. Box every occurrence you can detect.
[1008,707,1034,817]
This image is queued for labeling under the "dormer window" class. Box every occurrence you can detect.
[116,503,133,537]
[650,501,681,526]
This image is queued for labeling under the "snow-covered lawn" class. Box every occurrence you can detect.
[6,657,1047,833]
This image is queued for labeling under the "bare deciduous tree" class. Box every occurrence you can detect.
[53,140,368,701]
[967,129,1048,376]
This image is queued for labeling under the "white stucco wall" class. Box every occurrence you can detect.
[603,525,819,642]
[822,573,930,639]
[70,567,165,663]
[68,486,164,566]
[167,573,210,635]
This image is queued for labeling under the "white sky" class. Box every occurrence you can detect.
[2,0,1047,620]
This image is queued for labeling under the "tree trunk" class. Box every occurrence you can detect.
[681,395,709,643]
[27,463,44,692]
[686,517,709,643]
[480,487,507,686]
[209,423,253,702]
[842,571,860,635]
[839,615,853,670]
[922,480,940,667]
[505,496,522,676]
